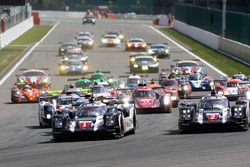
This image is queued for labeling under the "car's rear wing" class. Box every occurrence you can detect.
[172,59,200,62]
[19,68,49,71]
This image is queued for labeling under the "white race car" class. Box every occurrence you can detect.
[101,34,121,47]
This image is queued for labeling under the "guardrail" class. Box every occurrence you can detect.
[0,16,33,48]
[173,19,250,66]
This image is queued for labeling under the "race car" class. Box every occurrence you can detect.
[11,84,41,103]
[178,79,192,99]
[58,42,79,56]
[173,59,204,75]
[105,31,124,42]
[75,32,94,40]
[125,38,147,51]
[214,77,247,101]
[91,84,111,99]
[119,74,144,88]
[188,73,214,91]
[160,79,180,107]
[83,15,96,24]
[15,68,51,89]
[130,55,159,73]
[38,95,58,128]
[62,49,88,62]
[76,36,94,49]
[147,43,170,58]
[101,34,121,47]
[52,98,136,141]
[178,91,250,132]
[58,59,88,75]
[233,72,249,81]
[133,84,172,113]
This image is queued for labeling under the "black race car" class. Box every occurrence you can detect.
[130,54,159,73]
[58,42,79,56]
[83,15,96,24]
[147,43,170,58]
[178,92,250,133]
[52,98,137,141]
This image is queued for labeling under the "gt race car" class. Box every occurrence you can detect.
[105,31,124,42]
[62,49,88,62]
[59,59,88,75]
[76,36,94,49]
[83,15,96,24]
[130,55,159,73]
[58,42,79,56]
[147,43,170,58]
[178,92,250,132]
[173,59,204,75]
[52,98,136,141]
[125,38,147,51]
[101,34,121,47]
[75,32,94,40]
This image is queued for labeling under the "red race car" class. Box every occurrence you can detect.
[133,84,172,113]
[214,77,249,100]
[11,85,40,103]
[125,38,147,51]
[160,79,180,107]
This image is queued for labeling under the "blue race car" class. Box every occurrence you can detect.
[188,73,214,91]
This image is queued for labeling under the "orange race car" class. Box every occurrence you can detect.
[11,84,41,103]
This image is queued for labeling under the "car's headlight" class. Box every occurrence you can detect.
[88,41,93,45]
[150,63,159,67]
[127,43,132,47]
[163,96,170,105]
[60,48,64,51]
[83,65,88,71]
[165,49,169,53]
[119,35,124,39]
[183,85,189,91]
[171,95,177,101]
[133,64,139,68]
[130,57,135,62]
[142,43,146,48]
[218,91,223,95]
[60,65,66,71]
[46,114,51,119]
[64,57,69,61]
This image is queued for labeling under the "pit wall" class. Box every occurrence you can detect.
[173,20,250,66]
[0,16,34,48]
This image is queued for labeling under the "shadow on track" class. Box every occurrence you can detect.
[164,127,244,135]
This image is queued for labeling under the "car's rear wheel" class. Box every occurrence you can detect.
[114,114,124,139]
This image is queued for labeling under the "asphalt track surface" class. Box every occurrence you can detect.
[0,19,250,167]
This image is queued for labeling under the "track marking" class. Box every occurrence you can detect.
[147,25,226,76]
[0,22,60,86]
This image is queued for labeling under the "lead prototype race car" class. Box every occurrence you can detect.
[178,91,250,133]
[52,97,137,141]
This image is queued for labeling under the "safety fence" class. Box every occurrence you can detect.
[174,3,250,46]
[0,4,32,33]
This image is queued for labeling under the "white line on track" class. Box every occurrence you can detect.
[147,25,226,77]
[0,22,60,86]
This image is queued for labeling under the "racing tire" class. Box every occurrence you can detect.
[114,114,124,139]
[240,120,249,131]
[39,121,45,128]
[131,112,137,134]
[53,133,64,142]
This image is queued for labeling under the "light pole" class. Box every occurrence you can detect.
[222,0,227,37]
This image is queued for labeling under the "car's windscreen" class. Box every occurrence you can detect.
[64,61,81,65]
[63,44,76,49]
[117,89,132,95]
[227,82,238,87]
[92,87,105,93]
[58,98,77,105]
[91,74,103,80]
[128,78,141,84]
[130,40,143,43]
[153,88,165,94]
[77,107,105,118]
[104,36,116,39]
[86,16,94,19]
[135,58,155,63]
[134,90,155,97]
[201,99,228,111]
[176,62,198,67]
[189,74,200,80]
[161,80,178,86]
[21,71,46,77]
[151,45,166,49]
[66,53,82,59]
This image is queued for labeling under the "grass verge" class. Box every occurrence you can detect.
[0,25,52,73]
[160,28,250,76]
